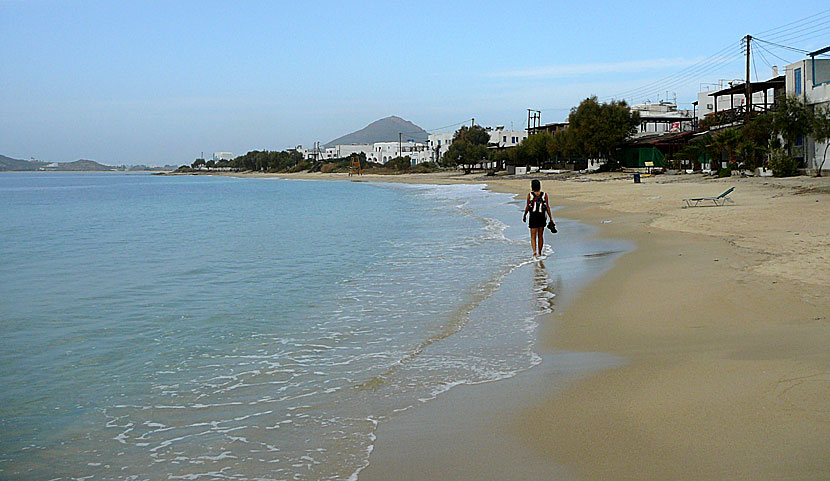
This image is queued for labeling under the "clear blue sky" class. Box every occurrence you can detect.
[2,1,828,165]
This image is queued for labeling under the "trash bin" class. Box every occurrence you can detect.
[633,173,641,183]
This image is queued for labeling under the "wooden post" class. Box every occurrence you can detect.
[745,35,752,124]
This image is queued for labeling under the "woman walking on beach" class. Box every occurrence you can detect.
[523,179,553,258]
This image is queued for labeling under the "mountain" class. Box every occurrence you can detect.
[326,116,428,146]
[0,154,46,171]
[0,155,114,171]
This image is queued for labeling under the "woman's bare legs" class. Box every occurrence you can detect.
[535,228,545,256]
[530,227,539,257]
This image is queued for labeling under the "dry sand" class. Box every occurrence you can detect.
[233,170,830,479]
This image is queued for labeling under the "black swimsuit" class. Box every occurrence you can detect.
[528,191,547,228]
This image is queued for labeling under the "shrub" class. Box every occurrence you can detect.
[768,149,798,177]
[717,168,732,178]
[320,162,337,173]
[288,161,311,173]
[385,156,412,171]
[410,162,440,173]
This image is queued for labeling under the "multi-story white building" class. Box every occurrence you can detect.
[427,132,455,162]
[427,126,528,163]
[630,102,694,136]
[696,71,783,121]
[212,152,234,161]
[368,141,431,164]
[488,126,528,148]
[299,142,432,165]
[786,53,830,174]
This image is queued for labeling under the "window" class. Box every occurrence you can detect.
[503,136,507,142]
[795,68,802,95]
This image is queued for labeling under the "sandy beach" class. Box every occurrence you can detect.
[228,170,830,479]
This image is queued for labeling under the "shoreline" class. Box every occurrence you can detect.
[184,170,830,478]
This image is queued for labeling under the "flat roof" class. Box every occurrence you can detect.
[809,46,830,57]
[708,76,784,97]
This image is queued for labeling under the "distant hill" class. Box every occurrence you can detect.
[52,159,113,171]
[0,154,46,171]
[326,116,428,146]
[0,155,114,171]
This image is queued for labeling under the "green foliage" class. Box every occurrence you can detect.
[717,167,732,178]
[230,150,306,172]
[811,105,830,175]
[568,96,639,160]
[676,134,713,169]
[443,134,489,168]
[191,158,206,169]
[453,125,490,145]
[385,156,412,171]
[410,161,441,173]
[768,148,798,177]
[772,95,813,155]
[514,131,552,166]
[288,160,311,173]
[707,128,742,168]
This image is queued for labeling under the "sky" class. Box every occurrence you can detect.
[2,1,829,165]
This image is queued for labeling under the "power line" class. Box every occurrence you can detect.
[760,23,830,46]
[754,8,830,37]
[753,37,812,54]
[755,42,794,65]
[600,40,742,101]
[755,44,775,70]
[602,49,744,103]
[752,48,759,82]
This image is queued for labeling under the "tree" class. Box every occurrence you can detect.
[676,134,714,170]
[709,128,742,168]
[191,158,205,169]
[568,96,639,163]
[443,125,490,171]
[810,105,830,176]
[518,132,552,166]
[443,140,488,171]
[772,95,814,158]
[453,125,490,146]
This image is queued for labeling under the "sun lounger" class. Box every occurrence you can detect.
[683,187,735,208]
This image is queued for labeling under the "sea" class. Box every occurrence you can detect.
[0,172,626,480]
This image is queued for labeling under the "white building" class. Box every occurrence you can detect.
[696,72,782,121]
[488,126,528,148]
[213,152,234,161]
[786,54,830,174]
[298,141,432,165]
[298,145,339,161]
[630,102,694,136]
[427,126,528,163]
[334,144,374,159]
[427,132,455,162]
[368,141,431,164]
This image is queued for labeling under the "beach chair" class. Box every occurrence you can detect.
[683,187,735,208]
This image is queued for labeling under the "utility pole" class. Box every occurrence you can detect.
[745,34,752,124]
[471,118,474,128]
[399,132,402,159]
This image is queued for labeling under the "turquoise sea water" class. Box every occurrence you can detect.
[0,173,625,480]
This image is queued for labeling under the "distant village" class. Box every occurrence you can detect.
[179,47,830,177]
[271,51,829,176]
